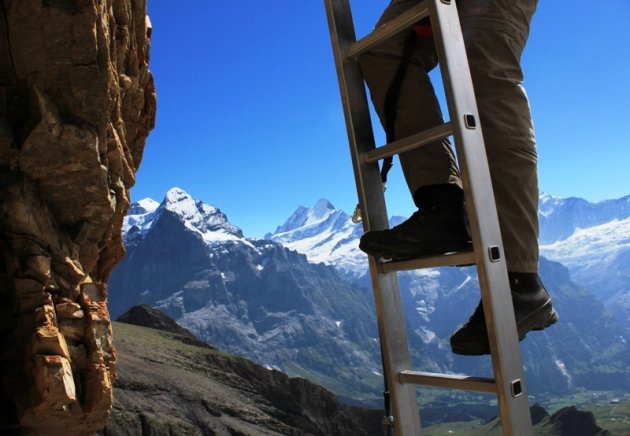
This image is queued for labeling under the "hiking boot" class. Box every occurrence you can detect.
[359,184,472,260]
[450,272,559,356]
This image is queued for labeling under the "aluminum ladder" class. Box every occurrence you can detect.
[324,0,534,434]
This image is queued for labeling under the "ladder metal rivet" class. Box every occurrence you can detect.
[464,114,477,129]
[488,245,501,262]
[511,379,523,398]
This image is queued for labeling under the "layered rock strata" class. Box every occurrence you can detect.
[0,0,155,433]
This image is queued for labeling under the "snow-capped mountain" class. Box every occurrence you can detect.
[539,192,630,243]
[123,197,159,238]
[266,199,366,279]
[541,217,630,275]
[538,194,630,330]
[540,216,630,325]
[125,187,244,244]
[270,195,630,328]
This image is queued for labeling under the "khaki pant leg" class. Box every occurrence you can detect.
[459,0,540,272]
[360,0,540,271]
[359,0,462,200]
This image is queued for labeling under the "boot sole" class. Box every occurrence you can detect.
[451,300,559,356]
[363,241,473,262]
[519,300,559,338]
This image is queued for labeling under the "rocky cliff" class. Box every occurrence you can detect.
[0,0,155,434]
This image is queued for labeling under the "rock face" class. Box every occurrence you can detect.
[0,0,155,434]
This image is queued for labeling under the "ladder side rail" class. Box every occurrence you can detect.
[428,1,533,434]
[324,1,422,434]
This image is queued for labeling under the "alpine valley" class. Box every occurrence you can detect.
[109,188,630,419]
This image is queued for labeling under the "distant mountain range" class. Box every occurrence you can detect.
[265,193,630,332]
[109,188,630,410]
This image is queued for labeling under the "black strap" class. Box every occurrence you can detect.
[380,30,418,186]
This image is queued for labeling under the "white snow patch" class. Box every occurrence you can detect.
[123,198,160,235]
[541,217,630,269]
[554,358,572,384]
[136,198,160,213]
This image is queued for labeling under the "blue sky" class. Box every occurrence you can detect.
[136,1,630,238]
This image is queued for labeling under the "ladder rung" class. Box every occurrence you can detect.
[399,370,496,393]
[346,1,429,59]
[377,250,474,273]
[362,122,452,163]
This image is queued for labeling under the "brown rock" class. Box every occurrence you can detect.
[58,318,89,343]
[33,322,71,360]
[0,0,155,432]
[56,301,85,319]
[81,281,107,304]
[33,355,77,408]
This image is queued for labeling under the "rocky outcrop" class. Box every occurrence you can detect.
[541,406,610,436]
[0,0,155,434]
[117,305,212,349]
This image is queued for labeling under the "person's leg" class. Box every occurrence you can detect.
[458,0,540,272]
[359,0,462,194]
[450,0,558,355]
[358,0,469,260]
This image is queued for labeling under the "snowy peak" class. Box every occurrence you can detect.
[271,198,338,237]
[271,206,309,235]
[128,198,159,215]
[123,198,160,240]
[311,198,335,221]
[538,192,563,217]
[123,188,249,249]
[160,187,243,238]
[268,199,352,246]
[267,198,366,278]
